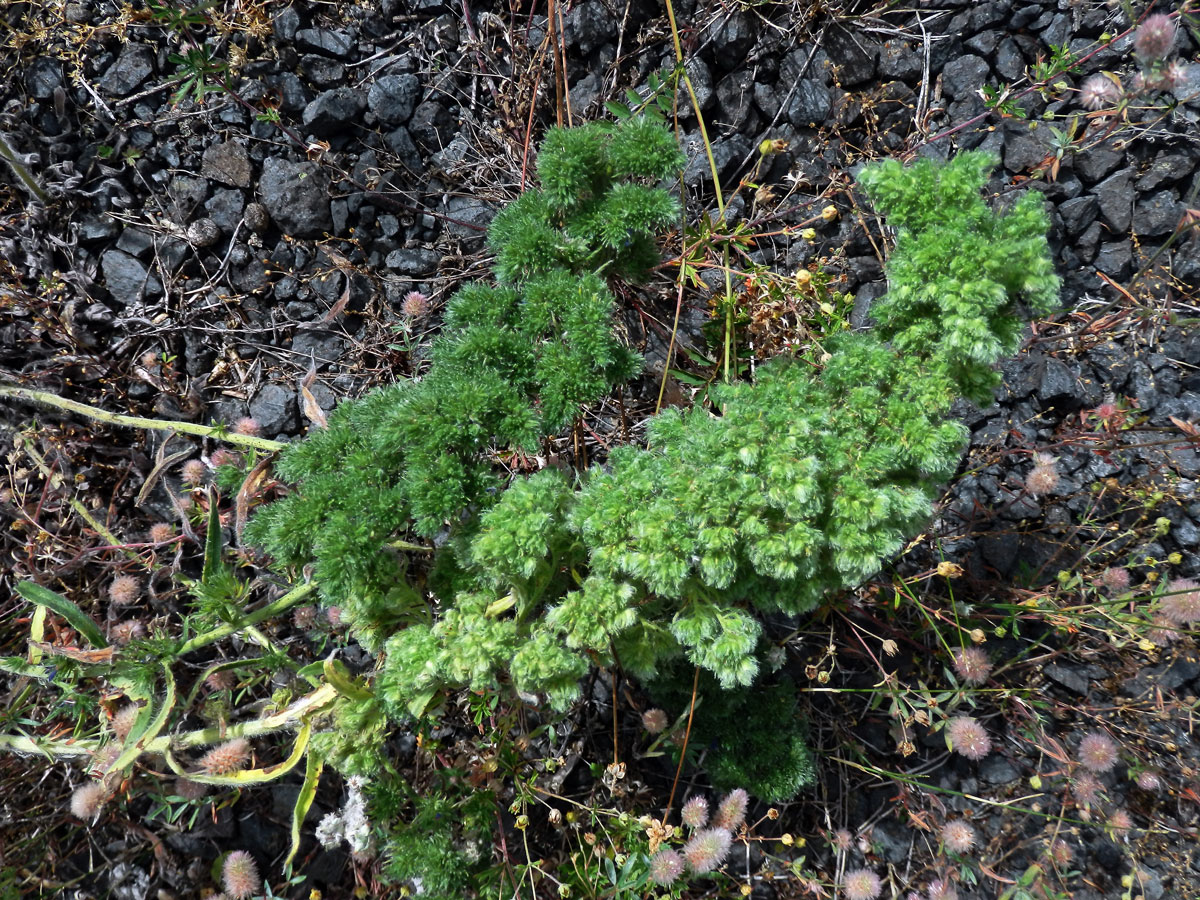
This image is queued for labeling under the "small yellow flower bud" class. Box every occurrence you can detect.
[767,808,779,820]
[1168,552,1182,565]
[800,228,817,240]
[516,815,529,830]
[937,561,964,578]
[970,628,986,644]
[821,205,839,221]
[795,269,812,287]
[1029,774,1042,789]
[781,833,794,845]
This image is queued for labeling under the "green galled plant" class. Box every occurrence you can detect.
[251,124,1058,735]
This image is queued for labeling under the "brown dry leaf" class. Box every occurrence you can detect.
[299,358,328,430]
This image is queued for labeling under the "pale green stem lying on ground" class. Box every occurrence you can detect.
[0,682,337,760]
[0,382,284,453]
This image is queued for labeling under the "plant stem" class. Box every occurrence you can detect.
[0,382,284,452]
[176,581,318,655]
[0,682,337,760]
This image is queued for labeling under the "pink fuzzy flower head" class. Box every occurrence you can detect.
[1071,772,1104,807]
[946,716,991,761]
[1077,731,1119,773]
[648,848,685,886]
[681,794,709,829]
[233,417,261,437]
[111,704,140,742]
[149,522,175,544]
[181,458,207,486]
[712,788,748,830]
[1160,578,1200,625]
[842,867,882,900]
[1100,566,1131,594]
[927,878,958,900]
[1078,73,1123,111]
[198,738,251,775]
[108,575,142,606]
[682,827,732,874]
[1136,770,1162,791]
[1134,13,1177,65]
[1046,839,1073,867]
[940,819,976,853]
[70,782,108,821]
[951,646,992,685]
[108,619,145,645]
[222,850,260,899]
[401,290,430,319]
[1025,454,1060,497]
[641,708,668,735]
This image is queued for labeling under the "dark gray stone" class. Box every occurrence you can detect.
[1094,240,1132,278]
[116,228,154,259]
[941,55,990,101]
[978,755,1019,785]
[99,44,153,96]
[101,249,162,304]
[823,26,877,86]
[206,188,245,233]
[300,54,345,88]
[302,88,366,137]
[877,39,922,81]
[266,72,311,113]
[244,202,270,234]
[785,79,833,127]
[684,135,751,187]
[980,531,1019,574]
[1057,195,1098,236]
[368,73,421,125]
[1133,190,1183,236]
[445,195,495,239]
[408,100,454,151]
[384,127,424,172]
[295,28,352,58]
[1075,141,1124,182]
[1045,662,1089,695]
[273,6,301,42]
[1137,153,1193,191]
[259,157,332,238]
[1036,356,1079,410]
[26,57,63,100]
[564,3,610,55]
[186,218,221,248]
[79,214,120,242]
[1092,169,1133,232]
[249,382,298,435]
[291,329,347,367]
[231,260,269,293]
[993,38,1025,82]
[201,141,252,188]
[385,248,441,274]
[167,174,209,222]
[1002,121,1052,174]
[702,11,756,73]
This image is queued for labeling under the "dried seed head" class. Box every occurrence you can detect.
[712,788,748,831]
[181,459,207,486]
[233,417,261,436]
[1134,13,1177,65]
[647,848,684,886]
[1077,731,1119,773]
[1136,770,1162,791]
[108,575,142,606]
[110,704,140,741]
[951,646,992,685]
[148,522,175,544]
[940,819,976,853]
[641,708,668,735]
[842,868,883,900]
[682,827,732,874]
[70,782,108,821]
[108,619,145,645]
[1078,73,1123,110]
[1160,578,1200,625]
[222,850,260,900]
[681,794,709,829]
[198,738,251,775]
[946,716,991,761]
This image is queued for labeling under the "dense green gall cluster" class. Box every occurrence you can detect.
[248,121,1059,737]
